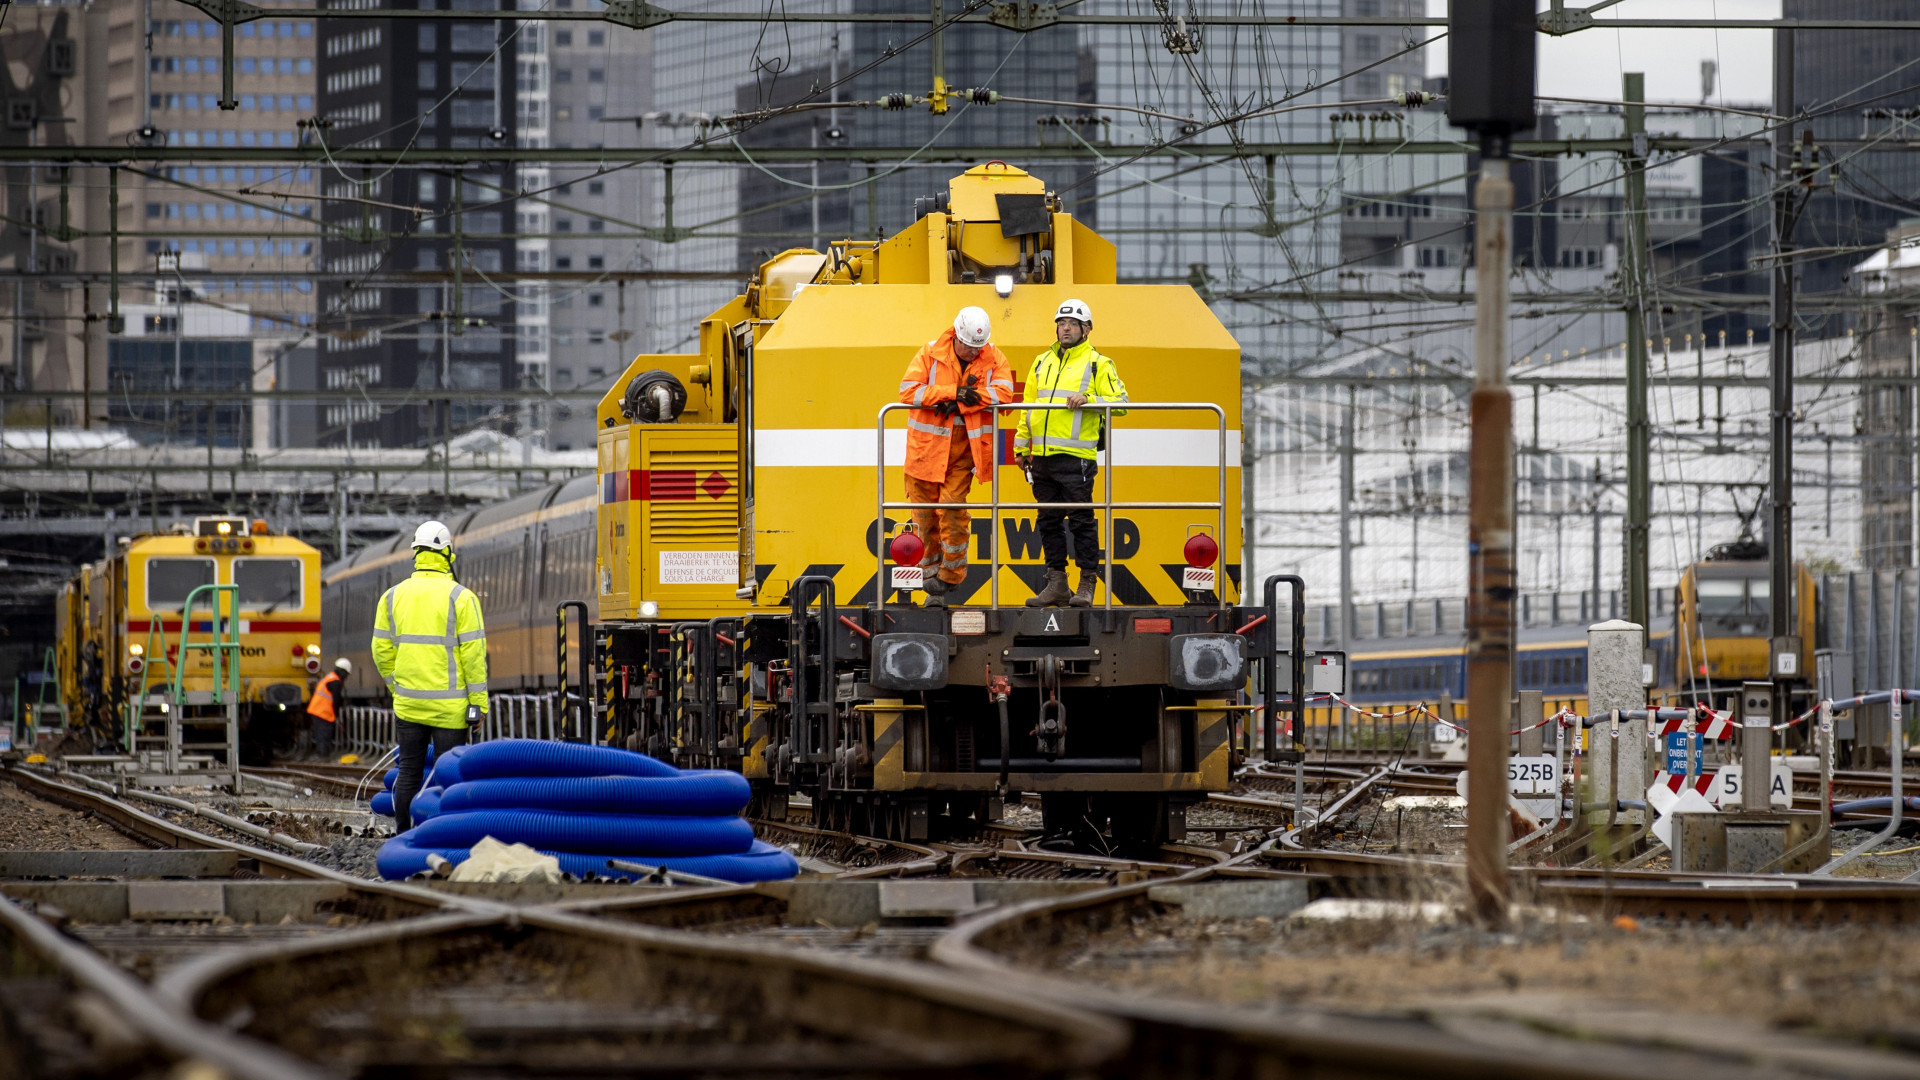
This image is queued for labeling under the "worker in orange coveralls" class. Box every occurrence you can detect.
[896,306,1016,605]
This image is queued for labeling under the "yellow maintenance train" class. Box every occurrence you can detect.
[326,163,1275,849]
[57,516,325,765]
[588,162,1252,846]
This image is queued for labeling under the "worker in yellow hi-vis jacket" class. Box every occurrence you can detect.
[372,520,488,831]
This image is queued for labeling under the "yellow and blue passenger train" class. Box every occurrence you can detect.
[1325,550,1821,739]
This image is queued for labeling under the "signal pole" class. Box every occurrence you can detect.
[1623,73,1651,640]
[1769,29,1797,740]
[1449,0,1535,926]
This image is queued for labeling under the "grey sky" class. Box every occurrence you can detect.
[1426,1,1782,106]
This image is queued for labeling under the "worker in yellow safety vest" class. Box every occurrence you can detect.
[1014,298,1130,608]
[305,657,351,761]
[372,520,488,831]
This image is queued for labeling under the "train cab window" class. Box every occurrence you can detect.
[1696,576,1773,634]
[1696,579,1747,615]
[235,558,304,611]
[146,558,215,609]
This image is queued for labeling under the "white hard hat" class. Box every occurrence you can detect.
[334,657,353,674]
[412,520,453,552]
[953,306,992,348]
[1055,298,1092,325]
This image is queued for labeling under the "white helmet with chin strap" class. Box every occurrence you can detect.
[412,520,454,553]
[953,306,992,348]
[1055,298,1092,326]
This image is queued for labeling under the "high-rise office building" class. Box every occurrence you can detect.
[1788,0,1920,298]
[536,12,654,452]
[0,0,318,443]
[313,0,520,447]
[1340,0,1424,102]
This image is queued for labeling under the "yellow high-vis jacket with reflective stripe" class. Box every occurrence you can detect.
[371,551,488,729]
[1013,338,1129,461]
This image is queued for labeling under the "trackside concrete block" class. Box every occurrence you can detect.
[1587,619,1647,825]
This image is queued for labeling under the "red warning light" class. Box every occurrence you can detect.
[889,531,925,567]
[1183,533,1218,569]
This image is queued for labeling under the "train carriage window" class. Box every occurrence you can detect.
[235,558,304,611]
[146,558,215,609]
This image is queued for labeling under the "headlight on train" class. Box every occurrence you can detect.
[305,644,320,655]
[640,600,659,618]
[128,644,144,656]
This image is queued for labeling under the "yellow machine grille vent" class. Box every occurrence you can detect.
[644,449,739,544]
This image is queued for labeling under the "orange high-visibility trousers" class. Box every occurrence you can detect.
[905,426,975,585]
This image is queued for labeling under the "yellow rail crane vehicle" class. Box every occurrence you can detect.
[588,163,1284,847]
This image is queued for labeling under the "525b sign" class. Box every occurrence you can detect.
[1506,756,1559,795]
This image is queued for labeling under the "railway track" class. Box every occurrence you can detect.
[928,864,1920,1079]
[12,753,1920,1077]
[151,907,1125,1078]
[0,891,333,1080]
[4,763,1126,1077]
[0,765,463,983]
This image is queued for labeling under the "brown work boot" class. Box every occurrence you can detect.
[1025,569,1070,607]
[1070,570,1097,608]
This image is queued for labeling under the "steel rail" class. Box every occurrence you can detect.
[153,906,1128,1075]
[0,765,464,913]
[930,864,1742,1080]
[752,817,947,878]
[943,844,1191,881]
[1269,764,1394,850]
[243,765,365,799]
[0,891,336,1080]
[1251,843,1920,922]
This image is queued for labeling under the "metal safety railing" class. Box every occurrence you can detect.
[339,705,396,759]
[339,696,565,758]
[481,694,563,742]
[873,401,1229,611]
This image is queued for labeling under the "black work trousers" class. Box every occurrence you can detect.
[1030,453,1102,572]
[393,719,469,832]
[309,715,334,761]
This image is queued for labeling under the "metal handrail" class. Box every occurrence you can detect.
[126,617,178,752]
[170,584,241,705]
[873,400,1229,611]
